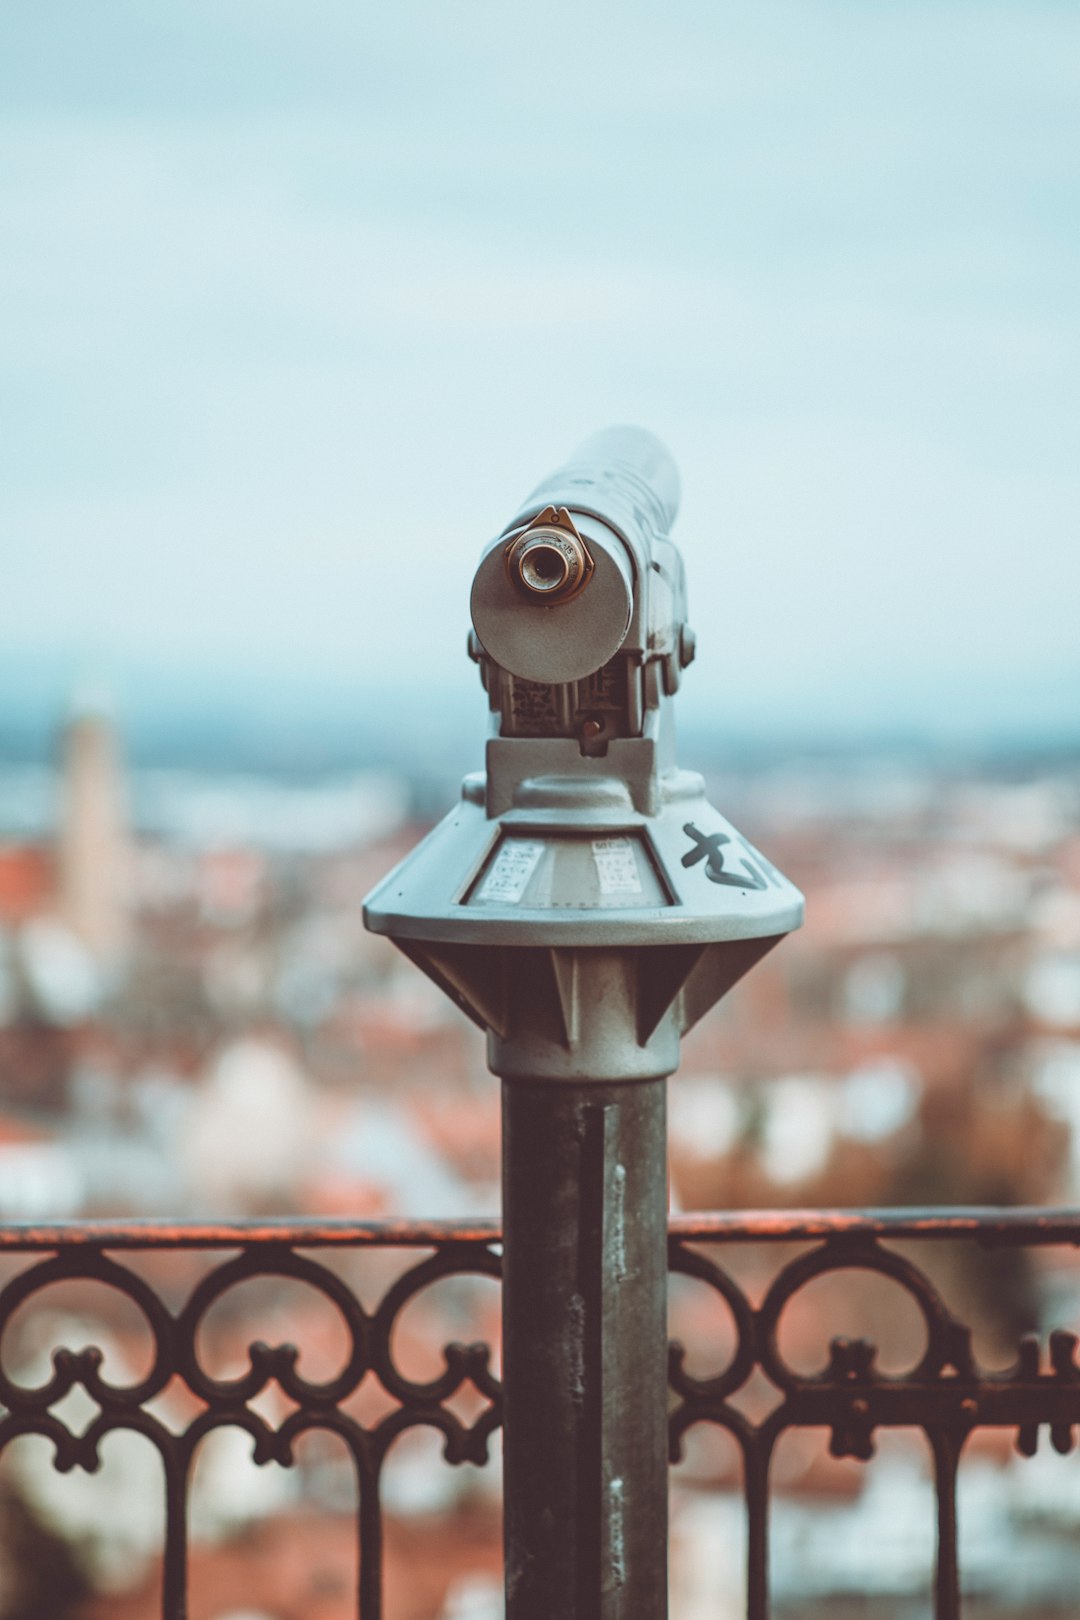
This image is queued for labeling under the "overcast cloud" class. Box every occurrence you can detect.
[2,2,1078,746]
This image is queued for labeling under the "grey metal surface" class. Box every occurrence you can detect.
[509,424,680,558]
[502,1074,668,1619]
[363,768,802,948]
[396,935,782,1084]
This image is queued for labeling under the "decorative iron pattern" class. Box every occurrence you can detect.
[668,1207,1080,1620]
[0,1219,502,1620]
[1,1207,1080,1618]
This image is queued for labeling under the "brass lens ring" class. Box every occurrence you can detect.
[503,508,594,604]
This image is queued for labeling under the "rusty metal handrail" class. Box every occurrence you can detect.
[0,1203,1078,1248]
[0,1208,1076,1619]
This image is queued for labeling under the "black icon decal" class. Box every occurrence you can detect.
[682,823,770,891]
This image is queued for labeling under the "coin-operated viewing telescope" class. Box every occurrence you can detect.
[364,428,802,1620]
[365,425,802,1080]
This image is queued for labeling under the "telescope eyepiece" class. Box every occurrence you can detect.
[518,537,570,595]
[504,518,592,604]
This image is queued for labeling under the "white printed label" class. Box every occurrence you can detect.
[591,837,642,896]
[476,839,545,904]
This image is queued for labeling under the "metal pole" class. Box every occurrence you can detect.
[502,1073,669,1620]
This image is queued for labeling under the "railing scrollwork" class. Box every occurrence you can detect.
[0,1209,1077,1618]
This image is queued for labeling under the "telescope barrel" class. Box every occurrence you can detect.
[506,425,680,550]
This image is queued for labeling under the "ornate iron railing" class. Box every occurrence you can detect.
[0,1208,1078,1618]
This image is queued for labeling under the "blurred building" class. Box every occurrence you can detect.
[1,727,1080,1613]
[56,690,130,968]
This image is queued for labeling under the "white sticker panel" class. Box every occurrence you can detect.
[476,839,545,905]
[591,836,643,896]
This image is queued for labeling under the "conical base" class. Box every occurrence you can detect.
[395,934,784,1083]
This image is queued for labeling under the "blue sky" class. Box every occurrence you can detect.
[2,2,1078,748]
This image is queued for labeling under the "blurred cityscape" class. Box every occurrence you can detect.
[1,697,1080,1617]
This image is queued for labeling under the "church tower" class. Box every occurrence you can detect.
[56,689,131,967]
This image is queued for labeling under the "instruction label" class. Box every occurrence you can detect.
[591,836,643,896]
[476,839,545,904]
